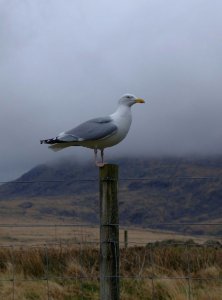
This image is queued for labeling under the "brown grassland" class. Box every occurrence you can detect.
[0,222,221,299]
[0,241,221,299]
[0,198,221,299]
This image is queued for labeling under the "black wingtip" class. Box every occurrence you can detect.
[40,138,59,145]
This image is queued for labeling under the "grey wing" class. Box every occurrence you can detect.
[57,117,118,142]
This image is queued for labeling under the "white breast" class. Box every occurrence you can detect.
[96,105,132,149]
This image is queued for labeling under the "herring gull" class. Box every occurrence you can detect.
[40,94,145,166]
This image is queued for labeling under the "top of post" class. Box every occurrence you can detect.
[99,164,118,181]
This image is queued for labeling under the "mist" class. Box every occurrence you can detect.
[1,0,222,181]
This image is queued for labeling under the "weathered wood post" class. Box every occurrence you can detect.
[100,164,119,300]
[124,229,128,249]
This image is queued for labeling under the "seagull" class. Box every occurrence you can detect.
[40,94,145,166]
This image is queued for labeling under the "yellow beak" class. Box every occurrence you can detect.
[135,98,145,103]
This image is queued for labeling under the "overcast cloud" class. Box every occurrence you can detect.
[1,0,222,181]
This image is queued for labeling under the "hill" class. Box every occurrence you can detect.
[0,157,222,235]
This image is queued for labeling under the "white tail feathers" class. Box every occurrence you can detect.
[48,143,80,152]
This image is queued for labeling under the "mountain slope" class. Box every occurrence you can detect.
[0,157,222,234]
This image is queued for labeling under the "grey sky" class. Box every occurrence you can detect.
[1,0,222,181]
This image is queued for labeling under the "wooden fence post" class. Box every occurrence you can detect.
[124,230,128,249]
[100,164,119,300]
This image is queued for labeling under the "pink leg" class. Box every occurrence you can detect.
[94,148,105,167]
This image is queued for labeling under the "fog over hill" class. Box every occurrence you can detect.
[1,1,222,181]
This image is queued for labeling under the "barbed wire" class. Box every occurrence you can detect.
[0,222,221,228]
[0,175,221,184]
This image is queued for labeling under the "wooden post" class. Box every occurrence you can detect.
[124,230,128,249]
[100,164,119,300]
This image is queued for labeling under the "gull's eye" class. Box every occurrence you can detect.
[126,95,131,99]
